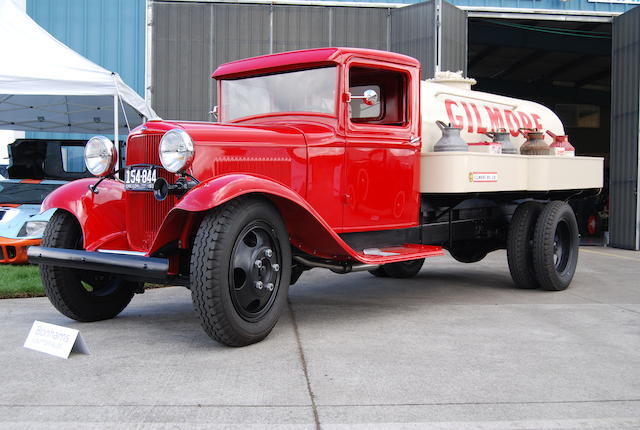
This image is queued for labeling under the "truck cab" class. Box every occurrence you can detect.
[28,48,602,347]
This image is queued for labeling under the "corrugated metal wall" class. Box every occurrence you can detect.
[26,0,146,140]
[390,1,436,77]
[610,6,640,250]
[441,1,467,75]
[151,1,392,121]
[151,0,468,118]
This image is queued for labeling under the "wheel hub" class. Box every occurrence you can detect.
[229,224,281,321]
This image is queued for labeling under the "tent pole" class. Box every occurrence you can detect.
[114,94,119,170]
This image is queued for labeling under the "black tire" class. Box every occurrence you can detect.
[379,258,425,278]
[190,197,291,347]
[533,201,579,291]
[39,211,135,322]
[368,267,389,278]
[449,242,488,263]
[507,201,543,289]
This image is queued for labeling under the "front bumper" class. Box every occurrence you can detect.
[27,246,169,280]
[0,237,40,264]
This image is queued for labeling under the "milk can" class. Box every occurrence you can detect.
[485,128,518,154]
[546,130,575,157]
[433,121,468,152]
[519,128,550,155]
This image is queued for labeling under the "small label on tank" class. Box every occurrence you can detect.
[469,172,498,183]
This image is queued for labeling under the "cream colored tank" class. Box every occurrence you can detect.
[421,72,564,153]
[419,72,603,194]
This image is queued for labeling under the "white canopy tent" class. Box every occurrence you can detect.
[0,0,158,144]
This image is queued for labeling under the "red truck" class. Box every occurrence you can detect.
[29,48,602,346]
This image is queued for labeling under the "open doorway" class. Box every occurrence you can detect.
[468,18,612,242]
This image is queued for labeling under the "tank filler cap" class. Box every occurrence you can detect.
[428,71,477,90]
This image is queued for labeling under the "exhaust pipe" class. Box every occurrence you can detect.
[293,255,379,274]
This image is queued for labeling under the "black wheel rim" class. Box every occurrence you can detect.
[553,220,571,273]
[78,271,125,297]
[72,234,127,297]
[229,221,281,322]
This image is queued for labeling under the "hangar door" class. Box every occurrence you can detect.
[610,6,640,250]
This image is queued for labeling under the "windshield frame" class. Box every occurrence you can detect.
[218,66,339,123]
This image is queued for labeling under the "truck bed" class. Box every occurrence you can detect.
[420,152,604,194]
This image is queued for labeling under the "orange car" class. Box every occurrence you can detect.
[0,180,65,264]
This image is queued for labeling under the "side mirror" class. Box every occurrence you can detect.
[349,89,379,106]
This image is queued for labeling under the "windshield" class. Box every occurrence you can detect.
[221,67,337,121]
[0,182,62,205]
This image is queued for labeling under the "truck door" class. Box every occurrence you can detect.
[341,59,421,232]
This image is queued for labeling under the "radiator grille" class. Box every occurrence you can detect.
[125,134,176,251]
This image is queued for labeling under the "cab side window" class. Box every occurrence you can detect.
[349,67,407,126]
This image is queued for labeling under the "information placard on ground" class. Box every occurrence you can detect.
[23,320,90,359]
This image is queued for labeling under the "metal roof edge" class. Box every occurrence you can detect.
[462,6,621,22]
[153,0,406,8]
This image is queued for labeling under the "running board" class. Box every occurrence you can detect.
[355,243,444,265]
[27,246,169,280]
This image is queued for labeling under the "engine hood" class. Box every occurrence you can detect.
[134,120,306,147]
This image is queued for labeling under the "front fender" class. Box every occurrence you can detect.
[150,174,356,260]
[41,178,128,251]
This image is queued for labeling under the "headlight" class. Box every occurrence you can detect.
[159,129,194,173]
[84,136,116,176]
[17,221,48,238]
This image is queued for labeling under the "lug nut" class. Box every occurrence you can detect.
[255,260,263,268]
[272,264,280,272]
[255,281,263,290]
[264,249,273,257]
[265,283,274,291]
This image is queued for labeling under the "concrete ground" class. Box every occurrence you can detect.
[1,247,639,429]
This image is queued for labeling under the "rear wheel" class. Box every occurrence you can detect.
[507,201,543,289]
[533,201,579,291]
[190,197,291,346]
[39,211,136,322]
[374,259,425,279]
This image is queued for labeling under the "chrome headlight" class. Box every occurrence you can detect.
[84,136,116,177]
[159,129,194,173]
[17,221,48,238]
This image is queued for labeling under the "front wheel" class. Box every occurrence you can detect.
[190,197,291,346]
[39,211,136,322]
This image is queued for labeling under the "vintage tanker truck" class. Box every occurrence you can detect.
[28,48,603,346]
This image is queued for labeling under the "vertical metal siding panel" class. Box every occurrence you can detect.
[390,1,436,78]
[331,7,388,50]
[441,2,468,75]
[272,6,330,53]
[25,0,145,140]
[152,2,212,121]
[610,7,640,250]
[210,4,271,109]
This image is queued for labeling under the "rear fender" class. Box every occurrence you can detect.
[41,178,128,251]
[150,174,355,260]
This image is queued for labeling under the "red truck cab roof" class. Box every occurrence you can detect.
[212,47,420,80]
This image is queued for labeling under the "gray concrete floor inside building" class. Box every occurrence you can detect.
[1,247,639,429]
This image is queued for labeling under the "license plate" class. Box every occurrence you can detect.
[124,166,157,191]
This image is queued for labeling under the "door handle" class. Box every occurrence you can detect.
[408,136,421,146]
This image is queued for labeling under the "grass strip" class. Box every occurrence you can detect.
[0,264,44,299]
[0,264,168,299]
